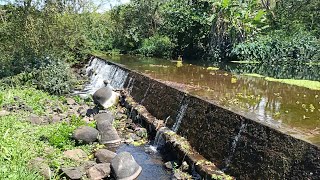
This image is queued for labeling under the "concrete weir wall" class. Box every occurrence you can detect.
[92,56,320,179]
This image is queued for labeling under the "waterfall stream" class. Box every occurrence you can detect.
[172,97,189,132]
[75,58,128,97]
[223,120,247,171]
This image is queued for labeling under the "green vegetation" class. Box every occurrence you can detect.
[0,88,95,179]
[265,78,320,91]
[1,0,319,83]
[207,67,220,71]
[243,73,265,78]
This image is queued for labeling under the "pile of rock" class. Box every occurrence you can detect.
[34,148,142,180]
[28,86,144,179]
[72,111,121,146]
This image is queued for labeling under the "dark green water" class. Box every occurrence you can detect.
[100,54,320,145]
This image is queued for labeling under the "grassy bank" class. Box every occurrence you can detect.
[0,88,95,179]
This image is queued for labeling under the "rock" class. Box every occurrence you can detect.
[180,161,189,172]
[127,133,141,141]
[86,107,100,117]
[95,149,116,163]
[94,112,115,124]
[111,152,142,180]
[24,106,33,112]
[87,163,111,180]
[73,126,99,144]
[173,171,183,180]
[93,87,120,109]
[81,161,97,171]
[97,120,121,145]
[164,161,173,170]
[53,106,63,113]
[126,122,137,130]
[27,114,43,125]
[50,115,62,124]
[135,127,148,138]
[115,113,127,121]
[172,170,192,180]
[13,96,20,101]
[64,149,88,162]
[28,157,52,179]
[77,106,88,117]
[66,98,76,105]
[0,110,10,117]
[61,167,83,180]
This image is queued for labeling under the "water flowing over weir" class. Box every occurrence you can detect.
[222,120,247,171]
[172,97,189,132]
[82,56,320,179]
[78,57,128,97]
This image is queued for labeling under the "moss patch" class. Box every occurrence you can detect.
[243,73,265,78]
[231,60,260,64]
[265,77,320,90]
[207,66,219,71]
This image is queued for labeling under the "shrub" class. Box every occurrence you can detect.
[139,35,175,58]
[0,59,76,95]
[231,30,320,63]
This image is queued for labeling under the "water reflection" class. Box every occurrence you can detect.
[100,55,320,145]
[223,62,320,81]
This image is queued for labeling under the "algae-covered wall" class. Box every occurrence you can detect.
[95,56,320,179]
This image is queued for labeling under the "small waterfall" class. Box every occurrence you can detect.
[75,57,128,97]
[222,120,247,171]
[150,127,170,152]
[126,78,135,95]
[140,83,153,104]
[109,67,128,89]
[172,97,189,132]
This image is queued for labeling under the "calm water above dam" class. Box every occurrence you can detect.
[98,54,320,145]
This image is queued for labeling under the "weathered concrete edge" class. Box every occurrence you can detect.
[92,55,320,179]
[122,94,234,180]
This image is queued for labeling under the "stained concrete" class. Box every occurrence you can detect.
[93,56,320,179]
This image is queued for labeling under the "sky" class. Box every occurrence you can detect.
[0,0,130,11]
[94,0,130,12]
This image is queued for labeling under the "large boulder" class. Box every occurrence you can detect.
[73,126,99,144]
[92,87,120,109]
[111,152,142,180]
[95,149,117,163]
[87,163,111,180]
[98,123,121,145]
[97,120,121,145]
[94,112,115,124]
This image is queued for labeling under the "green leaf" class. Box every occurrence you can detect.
[254,10,266,22]
[221,0,230,8]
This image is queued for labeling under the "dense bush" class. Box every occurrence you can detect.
[231,30,320,63]
[139,35,174,58]
[1,60,76,95]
